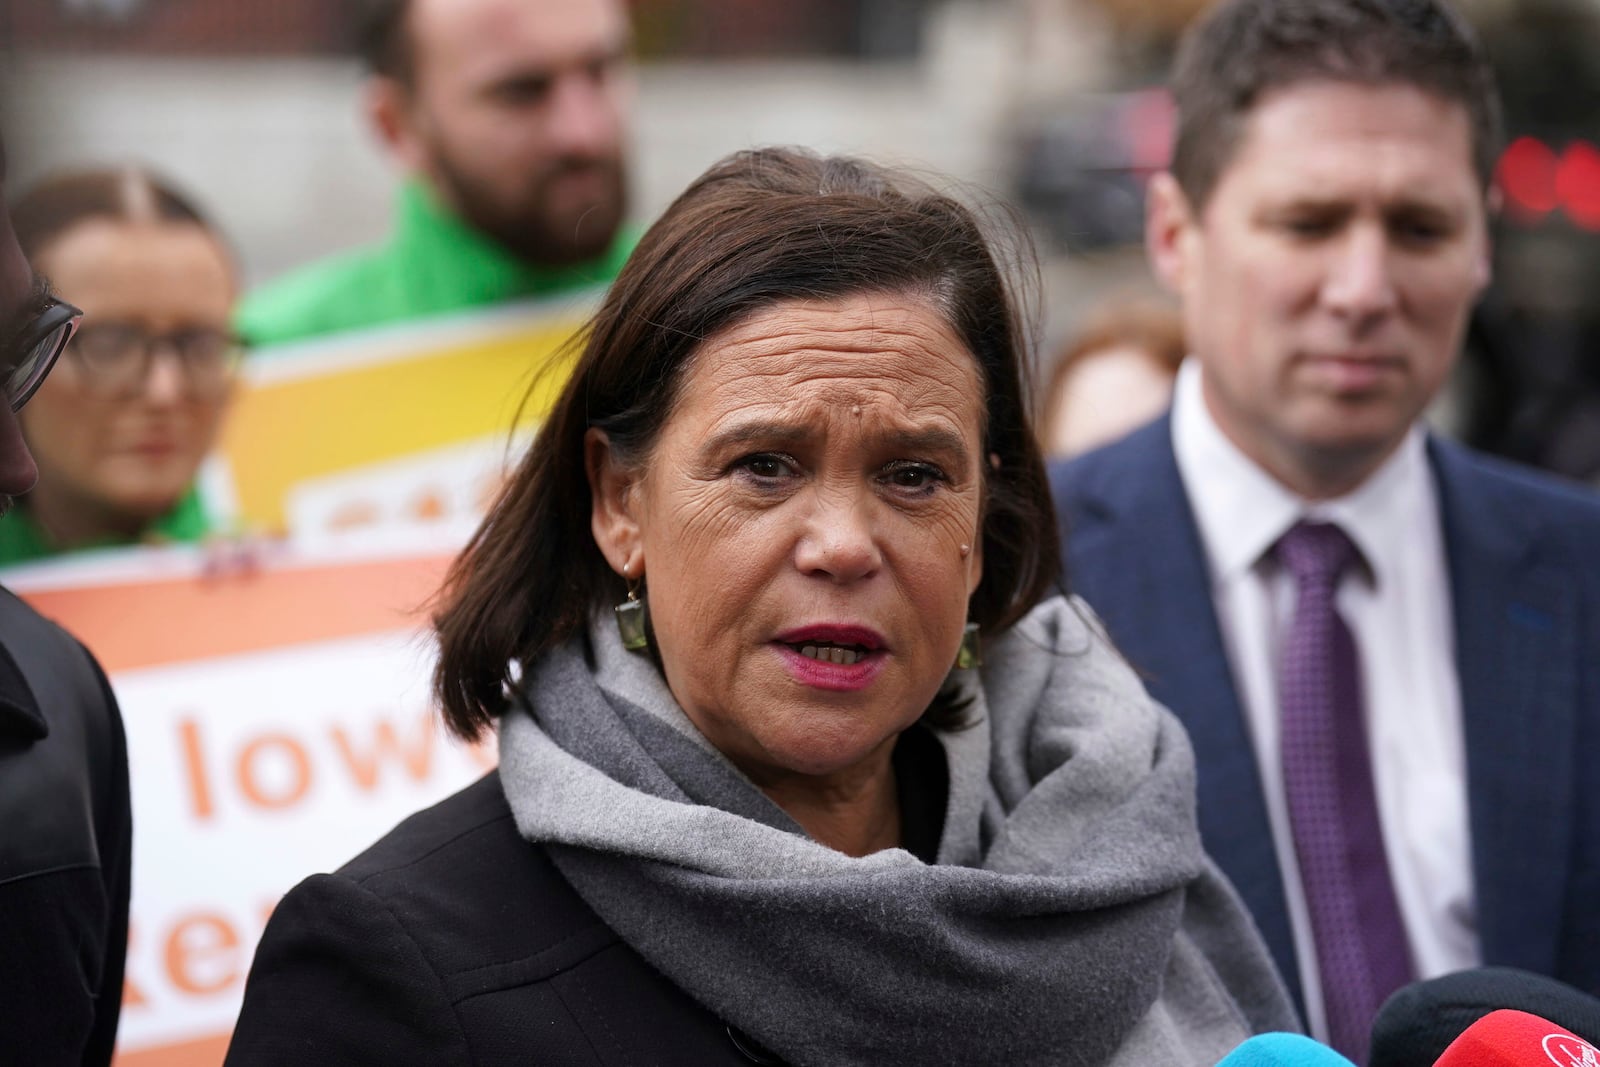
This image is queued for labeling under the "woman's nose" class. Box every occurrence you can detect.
[794,491,882,583]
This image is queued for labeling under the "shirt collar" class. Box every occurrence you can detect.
[1171,358,1432,589]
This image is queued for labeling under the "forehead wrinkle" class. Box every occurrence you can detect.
[693,327,978,398]
[679,294,985,456]
[704,294,964,355]
[700,366,969,428]
[695,392,974,468]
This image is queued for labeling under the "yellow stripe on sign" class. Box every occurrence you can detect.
[219,321,585,530]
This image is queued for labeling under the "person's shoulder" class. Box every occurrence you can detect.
[1431,437,1600,535]
[0,585,79,653]
[234,243,399,347]
[1049,416,1171,515]
[335,770,519,885]
[0,586,113,719]
[310,772,615,976]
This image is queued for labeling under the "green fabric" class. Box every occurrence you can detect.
[236,181,637,347]
[0,486,214,567]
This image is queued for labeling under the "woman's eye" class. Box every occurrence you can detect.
[881,462,946,492]
[739,453,792,480]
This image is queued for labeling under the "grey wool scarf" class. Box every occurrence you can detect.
[498,595,1296,1066]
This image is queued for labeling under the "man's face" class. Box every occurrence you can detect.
[398,0,632,267]
[0,185,43,510]
[1149,81,1491,497]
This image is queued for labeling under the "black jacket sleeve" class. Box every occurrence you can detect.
[224,874,473,1066]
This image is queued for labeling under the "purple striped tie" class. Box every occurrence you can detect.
[1276,521,1414,1063]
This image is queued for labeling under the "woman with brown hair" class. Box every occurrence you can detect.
[226,148,1293,1066]
[0,167,240,565]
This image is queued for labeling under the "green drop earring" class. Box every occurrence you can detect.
[614,572,649,651]
[955,622,981,670]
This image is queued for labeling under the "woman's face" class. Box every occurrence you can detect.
[23,218,236,532]
[590,292,987,787]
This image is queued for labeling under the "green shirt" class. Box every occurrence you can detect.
[0,486,214,568]
[235,181,637,347]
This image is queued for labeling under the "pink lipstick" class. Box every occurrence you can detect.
[771,624,888,692]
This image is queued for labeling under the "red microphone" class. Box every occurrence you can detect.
[1434,1009,1600,1067]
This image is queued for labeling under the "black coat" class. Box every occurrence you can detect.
[0,589,131,1067]
[226,773,785,1066]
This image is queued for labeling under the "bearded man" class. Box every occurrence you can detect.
[238,0,636,345]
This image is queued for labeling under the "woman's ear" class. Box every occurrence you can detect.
[585,427,644,577]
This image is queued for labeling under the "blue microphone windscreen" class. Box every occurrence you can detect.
[1217,1033,1361,1067]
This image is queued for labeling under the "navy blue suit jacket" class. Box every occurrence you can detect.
[1051,417,1600,1012]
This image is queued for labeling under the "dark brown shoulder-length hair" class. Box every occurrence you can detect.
[433,147,1061,742]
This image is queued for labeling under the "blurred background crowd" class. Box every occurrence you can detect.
[5,0,1599,488]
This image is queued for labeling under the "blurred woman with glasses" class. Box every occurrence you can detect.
[0,167,241,564]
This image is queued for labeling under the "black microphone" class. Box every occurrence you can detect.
[1370,967,1600,1067]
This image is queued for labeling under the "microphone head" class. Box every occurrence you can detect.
[1371,967,1600,1067]
[1436,1009,1600,1067]
[1217,1032,1359,1067]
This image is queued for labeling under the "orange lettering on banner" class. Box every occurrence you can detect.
[179,718,215,821]
[164,914,242,997]
[412,488,447,520]
[126,898,284,1019]
[236,735,313,810]
[173,712,479,819]
[331,713,435,791]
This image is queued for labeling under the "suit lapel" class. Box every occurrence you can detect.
[1063,419,1303,1009]
[1432,440,1578,976]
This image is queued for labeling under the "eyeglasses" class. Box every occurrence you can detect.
[5,297,82,412]
[66,322,244,399]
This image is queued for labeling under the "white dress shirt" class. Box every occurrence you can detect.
[1169,360,1480,1040]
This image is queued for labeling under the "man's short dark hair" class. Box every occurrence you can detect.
[1170,0,1504,212]
[359,0,415,85]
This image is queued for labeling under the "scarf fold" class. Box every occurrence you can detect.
[498,595,1295,1066]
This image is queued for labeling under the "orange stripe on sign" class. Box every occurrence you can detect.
[22,554,455,674]
[116,1032,231,1067]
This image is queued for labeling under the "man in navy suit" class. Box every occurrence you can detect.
[1051,0,1600,1055]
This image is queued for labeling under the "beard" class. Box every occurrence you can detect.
[430,142,628,269]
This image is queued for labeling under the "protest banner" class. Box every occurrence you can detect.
[7,527,488,1066]
[207,291,600,537]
